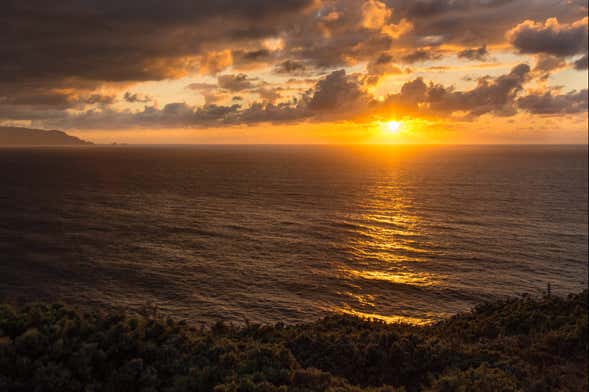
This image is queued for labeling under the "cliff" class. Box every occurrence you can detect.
[0,126,92,146]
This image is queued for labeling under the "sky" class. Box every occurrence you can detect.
[1,0,588,144]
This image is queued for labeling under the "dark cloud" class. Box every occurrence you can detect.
[0,0,315,84]
[2,1,584,87]
[369,64,534,118]
[274,60,308,75]
[573,53,588,69]
[2,91,74,108]
[1,0,587,129]
[254,87,283,103]
[217,74,258,92]
[373,53,394,64]
[381,63,584,118]
[399,78,429,101]
[533,55,568,80]
[457,45,489,61]
[35,70,363,128]
[231,48,276,70]
[425,64,532,117]
[390,0,584,50]
[517,89,588,114]
[185,82,227,104]
[238,49,272,61]
[201,92,231,105]
[53,102,243,129]
[507,17,588,57]
[0,0,316,124]
[307,70,373,116]
[404,0,470,18]
[401,49,442,63]
[85,94,116,105]
[279,0,400,69]
[123,92,152,103]
[366,53,405,75]
[38,64,573,130]
[0,87,116,123]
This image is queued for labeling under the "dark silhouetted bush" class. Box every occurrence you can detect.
[0,291,586,391]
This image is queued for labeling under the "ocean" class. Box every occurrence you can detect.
[0,145,587,324]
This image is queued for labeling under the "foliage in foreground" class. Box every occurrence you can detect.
[0,291,586,391]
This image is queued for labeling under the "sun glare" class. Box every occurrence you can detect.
[386,121,401,134]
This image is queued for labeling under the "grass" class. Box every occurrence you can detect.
[0,290,586,391]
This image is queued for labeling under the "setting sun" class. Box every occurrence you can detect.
[386,121,402,134]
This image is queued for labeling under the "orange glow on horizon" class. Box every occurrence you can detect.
[66,110,588,145]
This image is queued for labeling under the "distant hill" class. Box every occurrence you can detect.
[0,126,92,146]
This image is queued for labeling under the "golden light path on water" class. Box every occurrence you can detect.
[333,308,434,326]
[332,268,440,325]
[325,170,449,325]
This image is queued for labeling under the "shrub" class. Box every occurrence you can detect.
[0,291,586,391]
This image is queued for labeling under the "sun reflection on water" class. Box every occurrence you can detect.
[332,175,447,324]
[338,266,438,286]
[334,307,435,325]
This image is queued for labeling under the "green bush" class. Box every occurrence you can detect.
[0,291,586,391]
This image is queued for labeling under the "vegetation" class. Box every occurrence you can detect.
[0,291,586,391]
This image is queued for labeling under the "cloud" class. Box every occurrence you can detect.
[401,49,442,63]
[361,0,393,30]
[573,54,588,69]
[517,89,588,114]
[388,63,586,118]
[186,82,230,105]
[254,87,283,103]
[123,92,152,103]
[217,74,258,92]
[368,64,534,119]
[366,53,405,75]
[80,94,117,107]
[391,0,585,50]
[2,91,74,108]
[199,51,234,76]
[533,54,568,80]
[0,0,316,84]
[274,60,308,75]
[231,48,277,70]
[507,17,588,57]
[201,92,231,105]
[0,0,318,125]
[307,70,373,115]
[37,63,579,130]
[457,45,489,61]
[1,0,587,130]
[425,64,532,117]
[1,1,584,88]
[33,70,362,128]
[236,49,272,62]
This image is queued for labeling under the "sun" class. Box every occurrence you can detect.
[386,120,402,134]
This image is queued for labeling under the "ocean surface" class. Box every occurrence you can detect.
[0,145,587,324]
